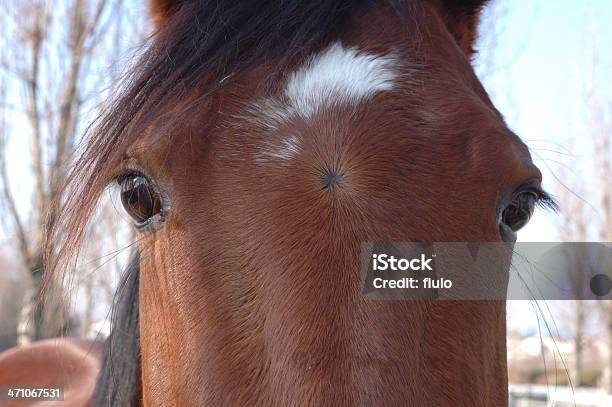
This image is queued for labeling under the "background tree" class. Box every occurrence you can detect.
[0,0,146,344]
[587,49,612,391]
[476,0,612,391]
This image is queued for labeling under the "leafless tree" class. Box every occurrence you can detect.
[0,0,147,343]
[586,56,612,392]
[557,174,591,387]
[0,246,27,351]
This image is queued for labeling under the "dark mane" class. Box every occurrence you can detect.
[92,256,140,406]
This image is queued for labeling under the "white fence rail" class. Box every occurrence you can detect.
[509,384,612,407]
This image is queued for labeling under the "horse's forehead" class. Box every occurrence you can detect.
[239,42,401,131]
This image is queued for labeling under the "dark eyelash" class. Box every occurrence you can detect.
[536,190,559,212]
[115,171,144,185]
[114,163,153,186]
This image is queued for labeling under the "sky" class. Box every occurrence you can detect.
[476,0,612,244]
[1,0,611,337]
[473,0,612,336]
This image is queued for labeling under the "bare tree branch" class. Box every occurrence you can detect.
[0,91,30,263]
[24,1,48,229]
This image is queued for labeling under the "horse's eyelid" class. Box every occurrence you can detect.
[535,190,559,212]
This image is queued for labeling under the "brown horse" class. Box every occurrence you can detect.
[0,0,557,405]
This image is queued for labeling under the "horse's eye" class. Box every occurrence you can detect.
[501,191,537,232]
[118,175,161,224]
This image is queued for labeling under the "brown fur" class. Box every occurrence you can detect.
[430,0,489,56]
[1,1,543,406]
[134,3,527,406]
[149,0,185,30]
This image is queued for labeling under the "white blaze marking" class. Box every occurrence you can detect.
[285,42,398,119]
[245,42,398,162]
[254,135,301,162]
